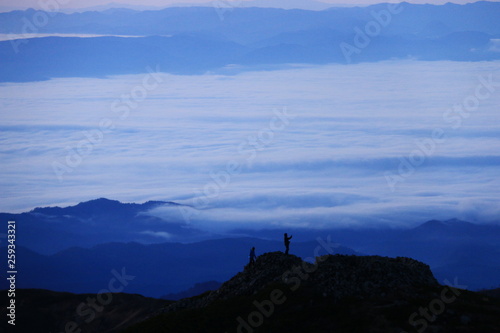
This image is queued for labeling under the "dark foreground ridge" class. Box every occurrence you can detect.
[163,252,438,312]
[126,253,500,332]
[0,289,170,333]
[4,253,500,332]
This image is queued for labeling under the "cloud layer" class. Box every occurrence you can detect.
[1,60,499,230]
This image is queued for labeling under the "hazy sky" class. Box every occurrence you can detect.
[0,0,492,10]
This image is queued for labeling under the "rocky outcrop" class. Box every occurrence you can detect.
[310,254,438,300]
[162,252,438,313]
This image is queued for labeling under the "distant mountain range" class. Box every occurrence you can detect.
[1,198,499,297]
[1,2,500,82]
[75,0,336,11]
[3,2,500,37]
[0,198,196,254]
[0,0,337,13]
[0,236,358,298]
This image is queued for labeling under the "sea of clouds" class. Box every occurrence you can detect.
[1,60,499,230]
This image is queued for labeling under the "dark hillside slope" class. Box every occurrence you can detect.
[126,253,500,332]
[0,289,169,333]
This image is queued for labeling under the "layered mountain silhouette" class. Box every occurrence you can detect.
[0,198,195,254]
[2,2,500,38]
[0,236,358,298]
[1,2,500,82]
[1,198,499,296]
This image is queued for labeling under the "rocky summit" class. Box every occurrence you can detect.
[310,254,439,300]
[161,252,438,313]
[126,253,500,333]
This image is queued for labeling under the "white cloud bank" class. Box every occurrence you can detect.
[1,60,499,230]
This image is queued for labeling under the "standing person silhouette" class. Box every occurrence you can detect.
[284,233,293,255]
[249,246,256,266]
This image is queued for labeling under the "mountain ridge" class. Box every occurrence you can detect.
[125,252,500,332]
[161,252,439,312]
[5,260,500,332]
[1,198,498,295]
[1,2,500,82]
[0,237,359,297]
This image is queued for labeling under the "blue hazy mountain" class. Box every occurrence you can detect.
[1,2,500,82]
[238,0,334,10]
[0,34,248,82]
[2,2,500,37]
[1,198,499,296]
[0,198,206,254]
